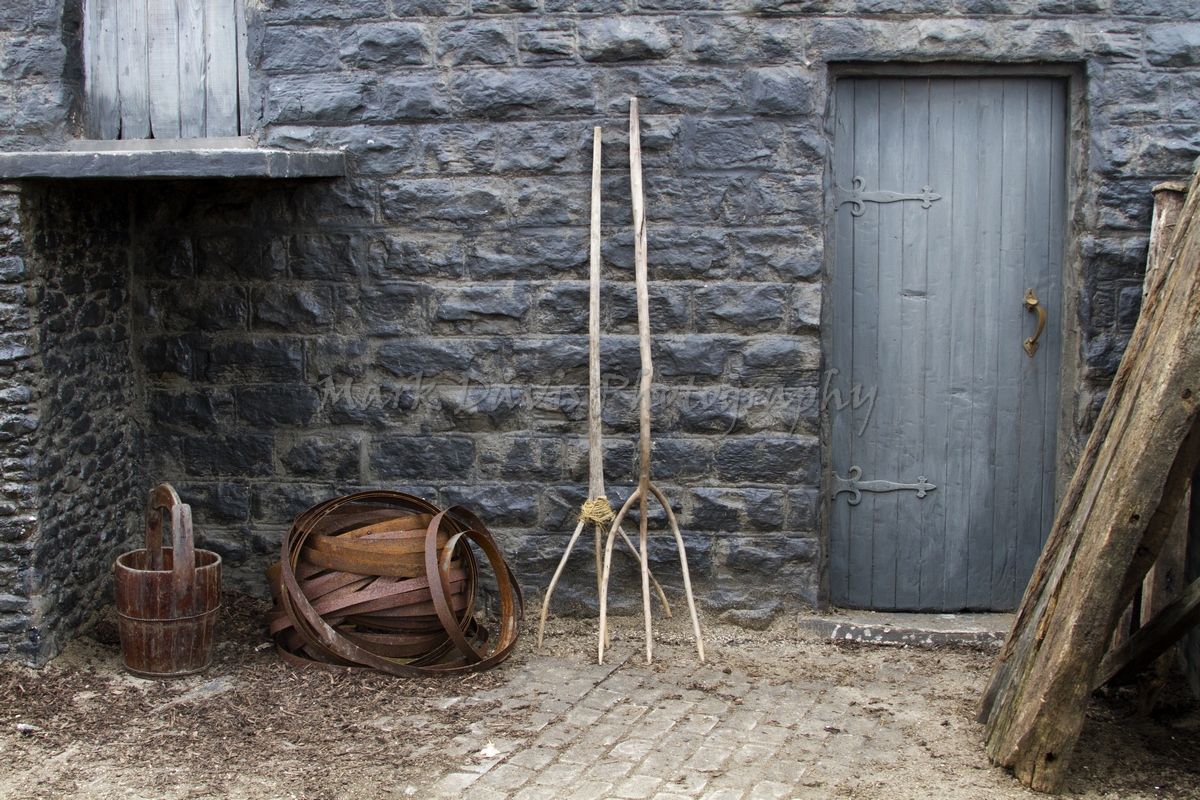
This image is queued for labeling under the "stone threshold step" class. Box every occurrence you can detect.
[800,609,1013,648]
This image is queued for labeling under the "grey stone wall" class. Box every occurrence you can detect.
[19,185,143,661]
[1,1,1200,658]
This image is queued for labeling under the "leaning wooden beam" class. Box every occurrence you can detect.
[1097,575,1200,689]
[978,166,1200,793]
[536,126,671,651]
[598,97,704,666]
[1132,179,1192,714]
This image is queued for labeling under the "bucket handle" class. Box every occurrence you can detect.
[145,483,197,614]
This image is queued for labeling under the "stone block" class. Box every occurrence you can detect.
[146,284,249,332]
[252,285,338,332]
[731,336,822,384]
[200,338,305,383]
[451,68,597,119]
[579,18,676,62]
[377,337,502,381]
[1146,24,1200,66]
[358,282,433,336]
[289,233,367,281]
[694,284,787,333]
[263,0,388,21]
[714,434,818,484]
[691,119,786,169]
[235,384,320,427]
[381,179,508,226]
[603,282,691,335]
[183,434,274,478]
[518,23,577,63]
[434,384,527,431]
[368,233,466,280]
[504,338,588,383]
[281,433,362,480]
[251,482,338,525]
[438,21,517,66]
[441,483,540,526]
[434,283,532,333]
[785,487,819,530]
[340,23,431,68]
[265,74,372,125]
[655,336,734,379]
[260,25,339,72]
[647,438,714,481]
[0,36,64,80]
[478,436,564,481]
[370,76,455,122]
[194,232,286,281]
[371,435,476,480]
[147,388,232,430]
[176,482,253,525]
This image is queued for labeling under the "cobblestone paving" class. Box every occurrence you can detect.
[408,621,1009,800]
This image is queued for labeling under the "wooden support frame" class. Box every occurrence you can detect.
[978,166,1200,793]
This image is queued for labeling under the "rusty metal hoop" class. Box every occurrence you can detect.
[267,491,523,676]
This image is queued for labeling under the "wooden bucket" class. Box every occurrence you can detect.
[114,484,222,678]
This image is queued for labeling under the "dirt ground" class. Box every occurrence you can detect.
[0,594,1196,800]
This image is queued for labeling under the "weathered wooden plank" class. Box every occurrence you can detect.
[177,0,206,137]
[979,166,1200,793]
[84,0,121,139]
[1101,557,1200,687]
[117,0,151,138]
[941,78,980,611]
[990,79,1027,609]
[205,0,240,137]
[147,0,180,139]
[918,78,956,610]
[847,78,881,607]
[895,77,932,610]
[235,0,251,134]
[1014,80,1057,607]
[829,78,857,607]
[1133,179,1192,710]
[964,79,1004,610]
[871,78,905,609]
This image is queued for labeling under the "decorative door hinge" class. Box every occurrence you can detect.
[833,466,937,506]
[835,176,942,217]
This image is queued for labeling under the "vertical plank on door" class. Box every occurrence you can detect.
[941,78,980,612]
[235,0,251,134]
[116,0,151,139]
[847,79,882,607]
[829,80,858,607]
[177,0,206,137]
[1015,80,1054,597]
[1039,82,1067,551]
[991,78,1029,608]
[84,0,121,139]
[919,78,956,611]
[205,0,240,136]
[147,0,180,139]
[894,78,931,610]
[871,78,906,609]
[965,79,1004,610]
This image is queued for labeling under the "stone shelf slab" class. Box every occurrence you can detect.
[0,144,345,180]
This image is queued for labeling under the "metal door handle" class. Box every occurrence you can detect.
[1023,288,1046,357]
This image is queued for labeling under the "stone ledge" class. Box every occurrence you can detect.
[0,147,346,180]
[799,609,1012,648]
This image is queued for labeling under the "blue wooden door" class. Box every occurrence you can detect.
[829,76,1067,611]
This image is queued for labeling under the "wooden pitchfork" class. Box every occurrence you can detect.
[536,125,672,651]
[598,98,705,665]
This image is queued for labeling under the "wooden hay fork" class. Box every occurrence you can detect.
[598,98,705,665]
[536,125,672,651]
